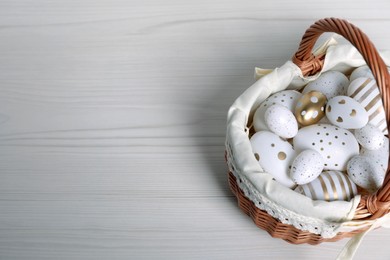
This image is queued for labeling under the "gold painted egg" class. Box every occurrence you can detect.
[294,91,327,126]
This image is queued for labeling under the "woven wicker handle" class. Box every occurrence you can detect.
[292,18,390,220]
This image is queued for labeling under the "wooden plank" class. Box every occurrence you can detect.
[0,0,390,259]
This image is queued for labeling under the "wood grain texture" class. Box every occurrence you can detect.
[0,0,390,259]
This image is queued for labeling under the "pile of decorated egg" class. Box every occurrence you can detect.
[249,66,388,202]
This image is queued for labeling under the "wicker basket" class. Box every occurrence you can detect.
[226,18,390,245]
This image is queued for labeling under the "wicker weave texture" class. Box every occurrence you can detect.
[227,17,390,244]
[228,172,365,245]
[292,18,390,221]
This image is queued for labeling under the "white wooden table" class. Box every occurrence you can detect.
[1,1,390,259]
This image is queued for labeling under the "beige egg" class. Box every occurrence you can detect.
[294,91,327,126]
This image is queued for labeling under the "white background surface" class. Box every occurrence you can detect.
[0,1,390,259]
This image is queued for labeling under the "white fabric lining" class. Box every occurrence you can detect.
[226,38,390,238]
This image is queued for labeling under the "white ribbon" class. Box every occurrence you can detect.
[336,213,390,260]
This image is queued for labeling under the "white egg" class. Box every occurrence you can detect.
[349,66,374,82]
[290,149,324,185]
[347,77,387,134]
[264,104,298,138]
[250,131,296,188]
[293,124,359,171]
[361,137,389,172]
[295,171,357,201]
[253,90,301,132]
[325,95,368,129]
[303,71,349,99]
[347,155,385,192]
[354,124,385,150]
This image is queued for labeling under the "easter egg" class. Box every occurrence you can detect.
[290,149,324,185]
[354,124,385,150]
[293,124,359,171]
[253,90,301,132]
[265,104,298,138]
[361,137,389,172]
[347,155,385,192]
[325,95,368,129]
[295,171,357,201]
[294,91,327,126]
[347,77,387,134]
[349,66,374,82]
[303,71,349,99]
[250,131,296,188]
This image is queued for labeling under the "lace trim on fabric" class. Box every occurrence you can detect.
[225,139,341,238]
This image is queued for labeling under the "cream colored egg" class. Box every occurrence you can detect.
[250,131,296,188]
[294,91,327,126]
[294,171,357,201]
[347,77,387,134]
[253,90,301,132]
[325,95,368,129]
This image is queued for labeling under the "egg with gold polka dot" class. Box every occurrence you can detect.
[294,91,327,126]
[250,131,296,188]
[293,124,359,171]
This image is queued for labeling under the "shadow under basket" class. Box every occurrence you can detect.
[226,17,390,245]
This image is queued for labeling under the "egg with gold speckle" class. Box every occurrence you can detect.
[250,131,296,188]
[347,155,385,193]
[253,90,301,132]
[294,91,327,126]
[303,71,349,99]
[265,104,298,138]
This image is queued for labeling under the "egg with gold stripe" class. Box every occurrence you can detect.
[294,171,357,201]
[347,77,388,134]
